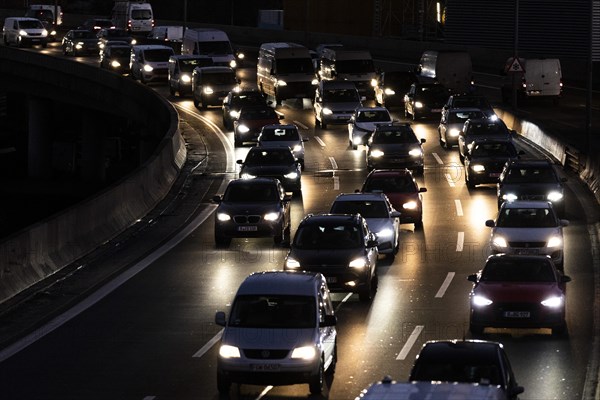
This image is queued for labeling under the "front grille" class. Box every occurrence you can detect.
[233,215,261,224]
[508,241,546,248]
[243,349,289,359]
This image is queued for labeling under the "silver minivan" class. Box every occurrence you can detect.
[215,271,337,395]
[314,80,362,129]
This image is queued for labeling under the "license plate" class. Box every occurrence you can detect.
[238,226,258,232]
[515,248,539,255]
[431,108,442,113]
[326,277,337,283]
[251,364,281,371]
[504,311,530,318]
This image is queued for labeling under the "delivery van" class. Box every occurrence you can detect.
[2,17,48,48]
[501,58,562,104]
[129,44,174,83]
[417,50,474,94]
[257,42,318,105]
[318,48,377,98]
[181,28,238,69]
[111,1,154,34]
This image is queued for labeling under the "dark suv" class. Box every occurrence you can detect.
[366,122,426,174]
[458,118,514,163]
[284,214,379,302]
[497,159,567,215]
[409,340,524,400]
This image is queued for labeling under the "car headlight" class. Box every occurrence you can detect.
[471,164,486,173]
[547,191,564,202]
[291,345,317,360]
[492,235,508,248]
[472,295,493,307]
[384,88,395,95]
[488,114,499,121]
[322,108,333,115]
[110,60,121,68]
[143,64,154,72]
[237,52,245,59]
[547,236,562,248]
[448,128,460,137]
[216,213,231,221]
[50,30,56,36]
[99,42,105,49]
[370,149,384,158]
[502,193,518,202]
[264,212,280,221]
[284,171,299,180]
[409,148,423,157]
[237,124,250,133]
[229,110,240,119]
[241,172,256,179]
[403,200,418,210]
[229,59,237,69]
[414,101,424,108]
[292,144,302,152]
[219,344,241,358]
[541,296,563,308]
[75,42,83,49]
[18,29,28,37]
[377,228,393,238]
[181,74,191,83]
[311,78,319,85]
[233,85,242,93]
[276,79,287,87]
[285,257,301,269]
[349,257,367,269]
[203,86,214,94]
[370,78,378,87]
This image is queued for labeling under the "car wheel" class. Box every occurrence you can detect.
[215,232,231,247]
[200,95,207,109]
[466,176,475,189]
[414,218,423,229]
[459,152,465,164]
[300,160,305,171]
[169,86,175,96]
[308,358,324,395]
[415,166,424,176]
[314,115,321,128]
[359,273,377,302]
[193,96,200,108]
[216,372,231,394]
[3,35,8,46]
[412,110,417,121]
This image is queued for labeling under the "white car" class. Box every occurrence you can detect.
[329,192,401,258]
[348,106,393,150]
[257,124,307,170]
[486,200,568,269]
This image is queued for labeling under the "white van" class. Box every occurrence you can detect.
[181,28,238,69]
[129,44,174,83]
[2,17,48,48]
[215,271,337,395]
[147,25,183,42]
[418,50,474,94]
[257,42,318,105]
[111,1,154,34]
[318,48,377,98]
[501,58,562,103]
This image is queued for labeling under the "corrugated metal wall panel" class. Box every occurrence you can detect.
[594,1,600,61]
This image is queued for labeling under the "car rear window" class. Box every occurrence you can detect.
[224,183,279,202]
[330,200,388,218]
[294,223,361,249]
[363,176,417,193]
[496,207,558,228]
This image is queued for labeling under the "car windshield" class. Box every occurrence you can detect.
[197,41,233,55]
[471,142,517,157]
[294,223,362,249]
[19,20,44,29]
[384,72,414,87]
[223,183,279,202]
[496,207,558,228]
[110,47,130,57]
[229,295,316,328]
[244,149,295,166]
[356,110,391,122]
[323,88,360,102]
[416,85,448,99]
[180,58,213,72]
[363,176,417,193]
[231,93,266,107]
[144,49,173,61]
[372,128,418,144]
[481,258,556,282]
[448,110,484,124]
[412,354,502,386]
[452,97,491,109]
[503,166,558,184]
[336,59,375,74]
[203,72,236,85]
[330,200,389,218]
[73,31,96,39]
[240,107,278,120]
[260,127,300,141]
[466,122,508,136]
[276,58,314,74]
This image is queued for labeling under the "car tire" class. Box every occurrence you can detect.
[309,358,324,395]
[404,107,409,118]
[200,95,207,109]
[412,111,417,121]
[459,152,465,164]
[216,372,231,394]
[321,118,327,129]
[234,134,241,147]
[414,218,423,229]
[169,86,176,96]
[359,274,377,302]
[466,176,475,189]
[327,343,337,375]
[193,96,199,108]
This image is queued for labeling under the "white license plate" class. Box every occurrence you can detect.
[238,226,258,232]
[251,363,280,371]
[504,311,530,318]
[326,277,337,283]
[515,248,539,255]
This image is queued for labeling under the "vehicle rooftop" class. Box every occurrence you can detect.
[334,192,388,201]
[500,200,554,208]
[236,271,323,296]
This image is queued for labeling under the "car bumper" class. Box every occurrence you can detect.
[470,305,565,329]
[217,358,319,386]
[215,220,284,238]
[285,266,369,293]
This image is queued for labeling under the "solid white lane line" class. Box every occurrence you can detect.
[396,325,424,360]
[255,386,274,400]
[335,293,353,312]
[445,173,456,187]
[293,120,309,130]
[435,272,456,298]
[193,329,224,358]
[455,199,463,216]
[0,205,217,364]
[329,156,338,170]
[333,176,340,190]
[432,152,443,164]
[315,136,326,147]
[456,232,464,252]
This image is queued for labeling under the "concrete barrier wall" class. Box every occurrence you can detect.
[0,48,186,304]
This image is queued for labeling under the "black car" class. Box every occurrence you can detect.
[497,159,567,215]
[99,43,132,75]
[168,55,213,97]
[222,89,270,130]
[373,70,417,108]
[284,214,379,302]
[366,122,426,174]
[237,147,302,193]
[403,82,450,120]
[97,28,136,55]
[442,93,496,119]
[233,105,283,146]
[464,138,523,188]
[61,29,99,56]
[409,340,524,400]
[212,178,292,246]
[458,117,514,163]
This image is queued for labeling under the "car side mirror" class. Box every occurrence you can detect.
[212,195,222,203]
[467,274,478,283]
[283,193,293,202]
[302,137,309,142]
[215,311,226,326]
[517,150,525,155]
[510,386,525,397]
[354,188,361,193]
[367,239,378,248]
[419,187,427,193]
[391,210,401,218]
[560,219,569,227]
[361,96,367,102]
[485,219,496,227]
[561,275,572,283]
[420,138,426,144]
[236,159,243,165]
[320,314,337,327]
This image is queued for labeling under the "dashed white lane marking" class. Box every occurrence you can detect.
[455,199,463,216]
[396,325,424,360]
[336,293,353,312]
[293,120,309,130]
[445,173,456,187]
[456,232,465,252]
[435,272,456,298]
[329,157,340,190]
[315,136,326,147]
[255,386,275,400]
[329,156,338,169]
[432,152,443,164]
[192,329,223,358]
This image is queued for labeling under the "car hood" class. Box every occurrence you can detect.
[323,101,361,112]
[500,183,563,195]
[369,143,420,153]
[259,141,301,150]
[290,248,365,266]
[221,327,316,349]
[475,282,563,302]
[217,201,280,214]
[354,121,390,132]
[364,218,394,234]
[492,227,562,241]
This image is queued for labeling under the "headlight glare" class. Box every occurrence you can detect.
[377,228,393,238]
[370,149,384,158]
[285,257,301,269]
[203,86,214,94]
[219,345,241,358]
[492,235,508,248]
[322,108,333,115]
[181,74,191,83]
[409,148,422,157]
[284,171,299,180]
[241,172,256,179]
[143,64,154,72]
[502,193,518,202]
[349,257,367,269]
[216,213,231,221]
[291,346,317,360]
[547,236,562,248]
[547,191,564,202]
[403,200,418,210]
[471,164,486,173]
[414,101,424,108]
[384,88,395,95]
[472,295,493,307]
[237,124,250,133]
[263,212,280,221]
[541,296,563,308]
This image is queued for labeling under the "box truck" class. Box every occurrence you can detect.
[418,50,474,94]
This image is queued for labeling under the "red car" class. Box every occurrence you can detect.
[233,105,283,146]
[359,169,426,228]
[468,254,571,336]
